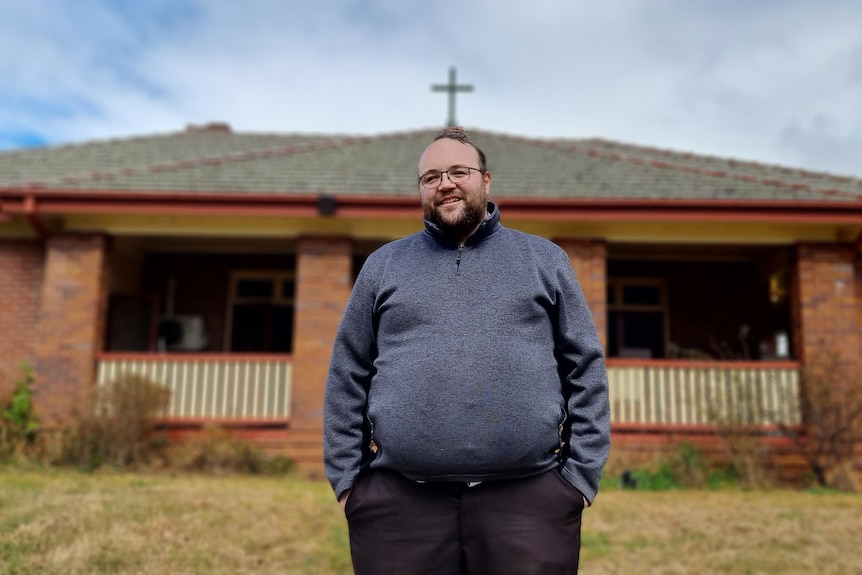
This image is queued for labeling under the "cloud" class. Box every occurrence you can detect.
[0,0,861,177]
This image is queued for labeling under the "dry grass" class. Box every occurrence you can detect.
[2,468,862,575]
[0,467,351,574]
[583,490,862,574]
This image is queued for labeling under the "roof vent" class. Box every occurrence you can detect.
[185,122,232,133]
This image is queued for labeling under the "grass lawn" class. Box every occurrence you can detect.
[1,467,861,574]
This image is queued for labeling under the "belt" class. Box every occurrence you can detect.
[415,479,483,487]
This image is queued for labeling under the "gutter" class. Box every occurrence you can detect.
[495,197,862,225]
[2,187,862,225]
[0,188,424,220]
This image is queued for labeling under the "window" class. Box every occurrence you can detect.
[226,271,295,352]
[607,278,667,359]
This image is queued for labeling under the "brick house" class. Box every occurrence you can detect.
[1,123,860,477]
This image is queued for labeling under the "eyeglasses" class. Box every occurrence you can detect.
[418,166,484,189]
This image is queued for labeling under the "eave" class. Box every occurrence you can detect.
[2,188,862,226]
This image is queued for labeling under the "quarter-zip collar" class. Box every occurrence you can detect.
[423,201,501,249]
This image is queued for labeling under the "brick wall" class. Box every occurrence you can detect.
[557,239,608,350]
[0,240,44,396]
[33,234,108,425]
[288,236,353,472]
[794,244,861,365]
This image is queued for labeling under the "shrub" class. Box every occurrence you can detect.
[625,460,683,491]
[0,363,41,460]
[705,375,773,489]
[617,443,731,491]
[166,424,294,475]
[777,351,862,491]
[0,368,296,476]
[58,373,171,470]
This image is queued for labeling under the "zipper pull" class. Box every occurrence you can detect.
[456,244,465,270]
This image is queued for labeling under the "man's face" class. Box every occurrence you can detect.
[418,138,491,241]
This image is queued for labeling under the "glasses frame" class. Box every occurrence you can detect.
[418,166,484,189]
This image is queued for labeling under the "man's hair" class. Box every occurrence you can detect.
[433,127,487,172]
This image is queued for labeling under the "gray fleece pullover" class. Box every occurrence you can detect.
[324,202,610,503]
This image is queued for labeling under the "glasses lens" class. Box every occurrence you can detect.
[421,173,442,188]
[449,168,471,183]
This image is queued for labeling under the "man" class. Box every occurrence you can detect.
[324,127,610,575]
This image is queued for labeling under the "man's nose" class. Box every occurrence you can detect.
[438,172,457,189]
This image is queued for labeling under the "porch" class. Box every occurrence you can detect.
[95,237,804,468]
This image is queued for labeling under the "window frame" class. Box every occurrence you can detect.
[607,276,669,358]
[224,270,296,353]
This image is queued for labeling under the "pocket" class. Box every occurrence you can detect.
[551,469,586,509]
[343,474,368,517]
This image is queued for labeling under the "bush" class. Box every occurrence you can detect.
[616,443,733,491]
[777,351,862,491]
[57,373,171,470]
[0,363,41,460]
[624,461,683,491]
[705,376,774,489]
[166,424,295,475]
[0,369,297,476]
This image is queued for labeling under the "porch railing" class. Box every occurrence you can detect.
[95,355,800,427]
[607,360,801,426]
[96,354,292,419]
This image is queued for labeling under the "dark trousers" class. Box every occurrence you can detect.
[345,468,585,575]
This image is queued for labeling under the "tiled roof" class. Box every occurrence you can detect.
[1,125,860,203]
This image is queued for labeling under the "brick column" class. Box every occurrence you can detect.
[557,239,608,351]
[0,240,44,396]
[794,244,861,365]
[33,234,109,426]
[289,235,352,473]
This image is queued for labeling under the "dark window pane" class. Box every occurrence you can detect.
[606,285,615,306]
[622,285,660,306]
[608,311,619,356]
[281,280,295,299]
[230,303,293,352]
[272,306,294,352]
[622,312,663,349]
[608,310,664,358]
[231,304,267,351]
[106,295,156,351]
[237,279,274,298]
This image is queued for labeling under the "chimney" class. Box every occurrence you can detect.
[185,122,232,133]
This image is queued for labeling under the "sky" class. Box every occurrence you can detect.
[1,0,861,177]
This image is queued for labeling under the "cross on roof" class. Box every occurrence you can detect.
[431,66,474,127]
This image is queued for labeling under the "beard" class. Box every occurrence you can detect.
[424,194,487,240]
